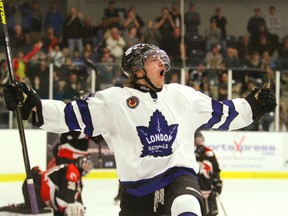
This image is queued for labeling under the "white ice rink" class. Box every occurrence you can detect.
[0,178,288,216]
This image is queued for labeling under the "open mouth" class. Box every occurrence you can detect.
[160,70,165,77]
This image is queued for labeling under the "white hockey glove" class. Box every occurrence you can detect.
[64,202,85,216]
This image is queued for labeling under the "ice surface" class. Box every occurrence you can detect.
[0,178,287,216]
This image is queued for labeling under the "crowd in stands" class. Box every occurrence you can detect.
[0,1,287,131]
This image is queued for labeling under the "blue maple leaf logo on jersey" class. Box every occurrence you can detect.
[136,110,179,157]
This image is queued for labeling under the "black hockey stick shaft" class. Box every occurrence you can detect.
[217,195,228,216]
[0,1,39,214]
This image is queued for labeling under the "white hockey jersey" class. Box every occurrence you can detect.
[36,83,253,197]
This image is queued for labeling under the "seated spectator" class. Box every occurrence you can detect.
[204,44,223,99]
[277,36,288,69]
[204,19,222,51]
[97,50,115,90]
[261,51,276,81]
[218,71,228,101]
[250,23,278,56]
[237,35,253,64]
[49,43,65,69]
[245,51,267,84]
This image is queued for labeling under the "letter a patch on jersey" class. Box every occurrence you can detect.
[136,110,178,157]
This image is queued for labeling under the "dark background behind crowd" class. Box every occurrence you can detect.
[0,0,287,132]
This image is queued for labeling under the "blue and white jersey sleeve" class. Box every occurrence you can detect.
[170,84,254,130]
[38,91,116,137]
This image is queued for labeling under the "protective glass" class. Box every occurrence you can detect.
[143,49,171,72]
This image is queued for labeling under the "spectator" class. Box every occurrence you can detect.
[189,63,207,86]
[218,71,228,101]
[246,51,267,84]
[101,0,121,32]
[126,5,145,32]
[210,7,227,38]
[261,51,276,81]
[30,0,43,43]
[143,19,161,47]
[44,1,65,38]
[4,3,16,33]
[10,25,25,56]
[18,1,32,34]
[165,27,182,65]
[13,41,42,82]
[97,51,116,90]
[247,8,266,36]
[31,60,50,99]
[250,23,277,56]
[83,16,104,52]
[105,27,126,64]
[170,2,181,28]
[41,26,58,53]
[266,6,281,36]
[122,9,141,37]
[204,44,223,99]
[123,26,141,51]
[49,43,64,69]
[184,3,200,36]
[237,35,253,64]
[204,19,222,51]
[62,71,83,101]
[223,47,246,98]
[63,7,85,57]
[155,7,176,51]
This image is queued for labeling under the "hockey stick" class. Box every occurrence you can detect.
[216,195,228,216]
[0,1,39,214]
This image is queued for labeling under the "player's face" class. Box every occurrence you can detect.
[143,51,170,89]
[194,137,204,146]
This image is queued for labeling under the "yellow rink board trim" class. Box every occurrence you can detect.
[1,171,288,182]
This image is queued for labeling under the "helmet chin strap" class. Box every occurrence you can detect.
[136,68,162,92]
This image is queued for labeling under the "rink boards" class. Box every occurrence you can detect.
[0,130,287,181]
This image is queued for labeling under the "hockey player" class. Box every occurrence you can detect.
[194,131,222,216]
[22,156,93,216]
[53,131,90,166]
[4,43,276,216]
